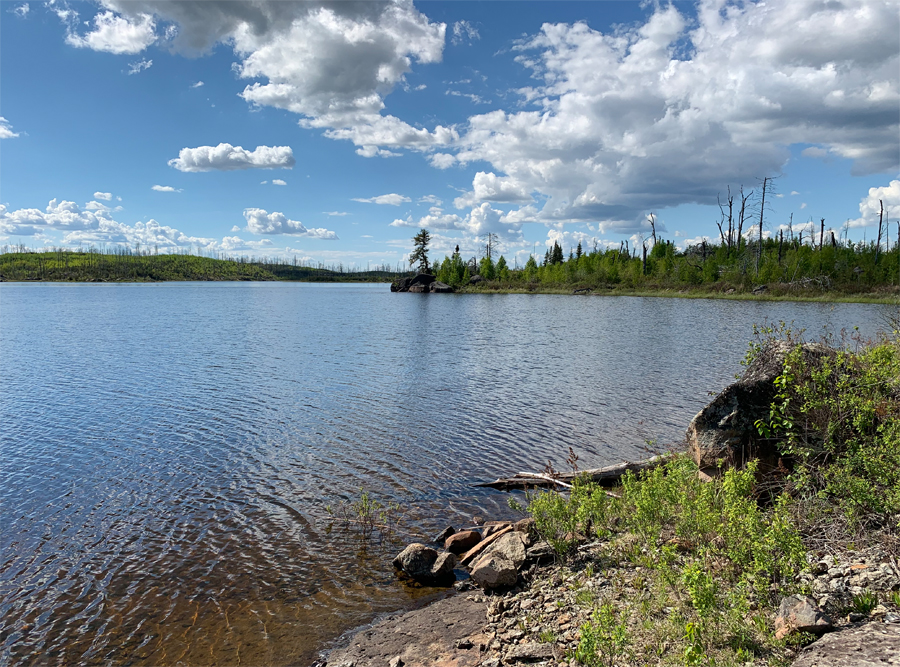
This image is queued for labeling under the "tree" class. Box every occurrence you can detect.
[409,228,431,273]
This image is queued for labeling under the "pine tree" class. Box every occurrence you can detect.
[409,228,431,273]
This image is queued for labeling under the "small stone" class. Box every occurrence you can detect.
[434,526,456,543]
[388,658,403,667]
[455,638,474,649]
[503,642,560,662]
[848,612,866,622]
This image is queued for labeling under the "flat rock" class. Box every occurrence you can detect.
[791,622,900,667]
[326,595,486,667]
[503,642,561,663]
[445,530,482,555]
[775,595,834,640]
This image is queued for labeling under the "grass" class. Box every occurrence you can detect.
[514,325,900,665]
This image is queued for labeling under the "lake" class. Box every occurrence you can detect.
[0,282,894,665]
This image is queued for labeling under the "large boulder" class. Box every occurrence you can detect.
[774,595,834,640]
[390,273,436,293]
[470,552,518,590]
[479,531,527,569]
[430,281,454,293]
[393,543,457,585]
[686,341,834,470]
[791,622,899,667]
[445,530,482,555]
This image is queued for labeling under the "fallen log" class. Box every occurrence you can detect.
[475,453,671,491]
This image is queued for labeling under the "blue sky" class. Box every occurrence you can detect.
[2,0,898,269]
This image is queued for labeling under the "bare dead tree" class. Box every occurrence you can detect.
[737,185,753,251]
[819,218,825,250]
[756,176,771,276]
[876,200,884,263]
[648,213,657,245]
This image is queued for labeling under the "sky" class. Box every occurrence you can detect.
[1,0,898,269]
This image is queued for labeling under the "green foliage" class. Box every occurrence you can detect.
[523,476,610,556]
[756,338,900,527]
[326,488,402,541]
[851,590,878,614]
[574,602,630,667]
[409,228,431,273]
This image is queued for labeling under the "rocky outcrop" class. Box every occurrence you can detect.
[686,341,834,471]
[390,274,455,293]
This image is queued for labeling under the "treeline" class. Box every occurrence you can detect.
[0,248,402,283]
[432,233,900,295]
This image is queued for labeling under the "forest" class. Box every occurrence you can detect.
[430,229,900,299]
[0,247,401,283]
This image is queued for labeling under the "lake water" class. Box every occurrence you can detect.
[0,282,894,666]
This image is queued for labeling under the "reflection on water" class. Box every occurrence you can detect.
[0,283,892,665]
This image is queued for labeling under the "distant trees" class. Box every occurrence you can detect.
[409,228,431,273]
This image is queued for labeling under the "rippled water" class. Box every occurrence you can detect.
[0,283,893,665]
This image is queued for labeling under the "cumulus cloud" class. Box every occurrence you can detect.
[168,143,295,172]
[83,1,452,155]
[243,208,338,239]
[272,179,287,185]
[93,191,112,201]
[352,193,411,206]
[66,10,157,54]
[429,153,457,169]
[127,58,152,75]
[418,194,442,206]
[454,172,533,209]
[0,117,20,139]
[390,203,525,246]
[445,0,899,232]
[848,180,900,229]
[152,185,181,192]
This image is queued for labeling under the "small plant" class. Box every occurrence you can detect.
[326,488,403,541]
[575,603,630,667]
[683,622,706,666]
[889,591,900,607]
[852,591,878,614]
[538,628,558,643]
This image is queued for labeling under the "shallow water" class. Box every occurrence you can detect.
[0,283,892,665]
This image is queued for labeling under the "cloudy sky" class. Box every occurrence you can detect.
[2,0,898,267]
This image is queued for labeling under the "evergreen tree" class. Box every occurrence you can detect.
[409,228,431,273]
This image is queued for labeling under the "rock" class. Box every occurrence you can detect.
[388,657,403,667]
[431,551,458,582]
[390,273,436,293]
[482,521,511,538]
[430,281,454,293]
[460,526,514,567]
[393,543,439,582]
[408,284,428,293]
[471,553,518,590]
[503,642,560,663]
[514,517,537,538]
[775,595,834,640]
[686,341,834,470]
[791,621,900,667]
[525,541,555,565]
[481,531,527,569]
[434,526,456,543]
[446,530,482,555]
[469,275,484,284]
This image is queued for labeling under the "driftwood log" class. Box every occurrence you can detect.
[476,453,670,491]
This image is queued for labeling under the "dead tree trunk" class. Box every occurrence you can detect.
[876,200,884,263]
[757,177,769,276]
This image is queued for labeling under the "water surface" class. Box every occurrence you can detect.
[0,283,892,665]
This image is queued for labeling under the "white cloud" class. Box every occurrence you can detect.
[93,191,112,201]
[451,20,480,46]
[848,180,900,229]
[418,195,442,206]
[0,117,20,139]
[429,153,457,169]
[801,146,829,159]
[76,1,453,156]
[800,203,808,209]
[390,203,525,246]
[324,211,349,216]
[168,143,295,172]
[454,172,533,209]
[790,191,800,196]
[127,58,152,75]
[352,193,411,206]
[445,0,898,232]
[66,10,157,55]
[243,208,338,239]
[152,185,181,192]
[11,4,28,18]
[231,225,241,232]
[192,81,204,88]
[272,179,287,186]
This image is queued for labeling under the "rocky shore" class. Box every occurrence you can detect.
[321,339,900,666]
